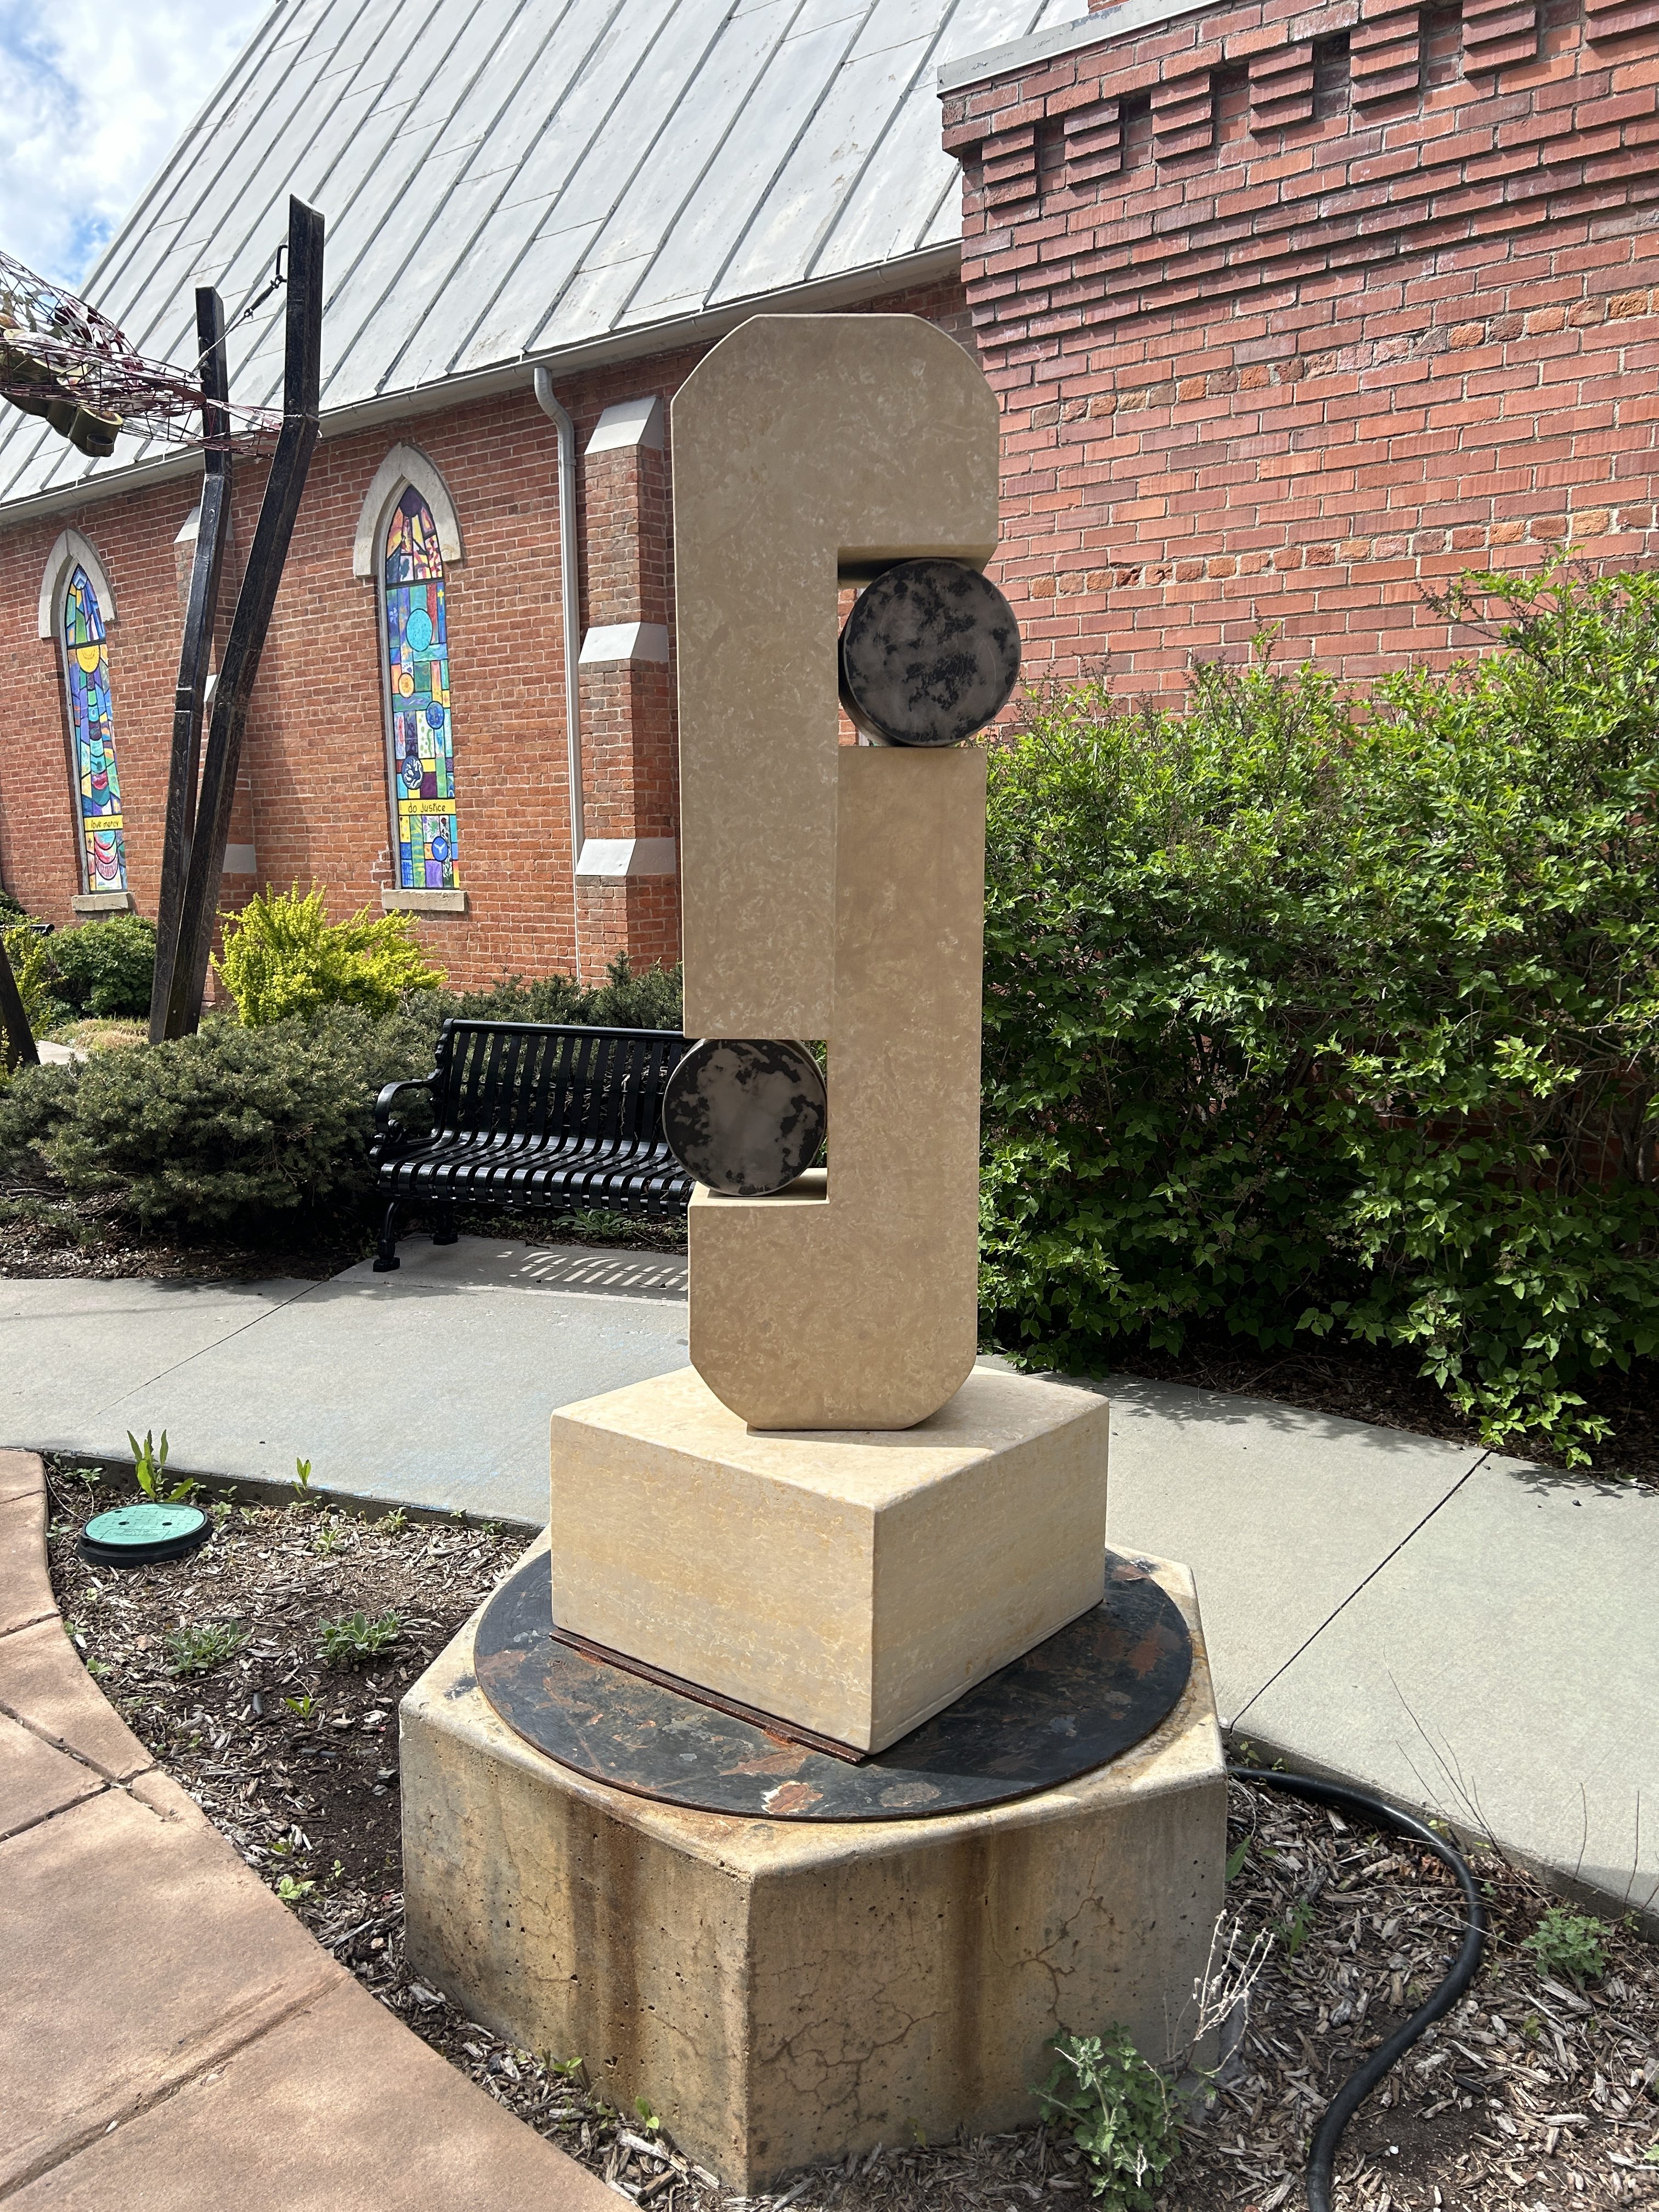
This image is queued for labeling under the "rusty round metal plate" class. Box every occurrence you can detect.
[661,1037,827,1197]
[473,1551,1193,1822]
[838,558,1021,747]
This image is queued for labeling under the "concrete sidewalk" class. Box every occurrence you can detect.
[6,1232,1655,1922]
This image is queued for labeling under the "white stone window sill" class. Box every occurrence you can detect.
[381,888,469,914]
[71,891,134,915]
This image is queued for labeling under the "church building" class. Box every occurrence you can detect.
[2,0,1653,985]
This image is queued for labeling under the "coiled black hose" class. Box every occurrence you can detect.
[1228,1766,1488,2212]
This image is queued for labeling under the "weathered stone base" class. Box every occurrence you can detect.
[400,1544,1225,2193]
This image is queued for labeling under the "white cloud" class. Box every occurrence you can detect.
[0,0,270,293]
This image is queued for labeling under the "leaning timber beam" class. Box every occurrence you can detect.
[163,195,324,1038]
[0,934,40,1073]
[149,286,232,1043]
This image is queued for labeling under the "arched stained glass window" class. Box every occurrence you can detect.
[62,565,128,892]
[383,485,458,889]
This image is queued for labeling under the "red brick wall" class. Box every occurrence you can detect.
[0,274,968,989]
[944,0,1659,689]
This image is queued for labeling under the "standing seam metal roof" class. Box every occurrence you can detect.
[0,0,1086,515]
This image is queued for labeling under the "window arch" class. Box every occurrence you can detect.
[382,484,459,890]
[61,562,128,893]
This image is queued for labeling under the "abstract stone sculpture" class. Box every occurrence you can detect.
[672,314,1013,1431]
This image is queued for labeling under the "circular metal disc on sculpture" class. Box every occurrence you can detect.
[474,1550,1193,1822]
[80,1502,211,1567]
[662,1037,827,1197]
[839,558,1021,747]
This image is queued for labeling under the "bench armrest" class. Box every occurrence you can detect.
[373,1073,438,1154]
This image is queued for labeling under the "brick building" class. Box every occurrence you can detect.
[2,0,1654,987]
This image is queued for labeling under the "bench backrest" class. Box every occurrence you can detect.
[432,1021,690,1149]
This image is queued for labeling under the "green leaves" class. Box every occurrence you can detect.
[1032,2029,1181,2208]
[213,885,444,1026]
[981,573,1659,1464]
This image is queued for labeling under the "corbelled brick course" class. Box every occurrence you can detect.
[945,0,1659,687]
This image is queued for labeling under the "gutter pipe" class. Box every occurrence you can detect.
[533,364,585,977]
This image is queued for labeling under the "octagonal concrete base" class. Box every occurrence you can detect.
[401,1543,1224,2193]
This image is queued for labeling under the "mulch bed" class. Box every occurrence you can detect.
[46,1465,1658,2212]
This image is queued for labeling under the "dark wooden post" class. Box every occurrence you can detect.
[149,286,232,1043]
[0,933,40,1073]
[163,196,324,1037]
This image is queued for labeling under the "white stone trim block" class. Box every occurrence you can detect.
[381,888,469,913]
[574,837,678,879]
[586,396,664,454]
[578,621,670,666]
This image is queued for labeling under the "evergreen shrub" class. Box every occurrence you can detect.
[215,885,444,1025]
[980,569,1659,1463]
[0,1007,431,1230]
[44,913,156,1018]
[444,952,682,1031]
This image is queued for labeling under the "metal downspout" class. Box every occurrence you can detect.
[533,364,585,978]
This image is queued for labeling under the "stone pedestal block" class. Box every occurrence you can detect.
[548,1364,1111,1753]
[400,1548,1224,2194]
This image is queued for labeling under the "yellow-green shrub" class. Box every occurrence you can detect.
[215,885,443,1025]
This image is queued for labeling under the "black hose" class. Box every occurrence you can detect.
[1227,1766,1488,2212]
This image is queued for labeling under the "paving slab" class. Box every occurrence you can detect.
[1239,1453,1659,1914]
[0,1484,50,1633]
[0,1708,105,1839]
[0,1613,153,1779]
[7,1238,691,1525]
[1,1779,343,2192]
[7,1975,614,2212]
[2,1276,316,1453]
[1095,1375,1481,1725]
[0,1444,44,1501]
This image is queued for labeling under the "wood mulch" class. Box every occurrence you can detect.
[45,1466,1658,2212]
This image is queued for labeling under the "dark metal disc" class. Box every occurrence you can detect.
[80,1501,211,1567]
[839,558,1021,747]
[473,1550,1193,1822]
[661,1037,827,1198]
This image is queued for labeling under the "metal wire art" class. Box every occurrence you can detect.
[0,247,284,459]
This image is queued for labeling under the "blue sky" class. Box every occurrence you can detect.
[0,0,268,292]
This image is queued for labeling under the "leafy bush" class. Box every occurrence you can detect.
[445,951,682,1031]
[2,921,55,1045]
[1033,2030,1180,2208]
[1522,1905,1609,1986]
[980,568,1659,1463]
[44,913,156,1018]
[0,1006,431,1231]
[215,885,444,1025]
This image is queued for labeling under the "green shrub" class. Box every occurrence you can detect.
[1,1007,431,1231]
[980,568,1659,1464]
[215,885,444,1025]
[443,952,682,1032]
[1521,1905,1609,1985]
[1033,2029,1180,2209]
[44,913,156,1018]
[2,921,56,1045]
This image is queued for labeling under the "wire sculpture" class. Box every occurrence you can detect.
[0,246,284,458]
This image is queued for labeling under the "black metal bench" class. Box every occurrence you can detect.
[369,1020,694,1272]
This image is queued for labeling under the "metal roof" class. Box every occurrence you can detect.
[0,0,1086,517]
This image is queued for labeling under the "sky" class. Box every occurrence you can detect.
[0,0,269,292]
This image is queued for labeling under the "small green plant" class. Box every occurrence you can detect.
[290,1456,314,1501]
[1641,2141,1659,2166]
[1032,2030,1181,2209]
[283,1690,316,1719]
[632,2097,659,2132]
[318,1610,402,1666]
[1522,1905,1609,1987]
[165,1622,247,1676]
[128,1428,200,1504]
[1224,1835,1250,1882]
[312,1519,344,1555]
[1276,1897,1316,1958]
[274,1873,315,1903]
[381,1507,408,1533]
[215,884,444,1026]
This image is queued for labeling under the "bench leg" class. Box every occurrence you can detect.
[431,1203,459,1248]
[373,1198,404,1273]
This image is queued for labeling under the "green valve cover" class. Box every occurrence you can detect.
[81,1502,210,1567]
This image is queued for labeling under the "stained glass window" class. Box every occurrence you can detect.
[61,565,127,892]
[383,486,458,889]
